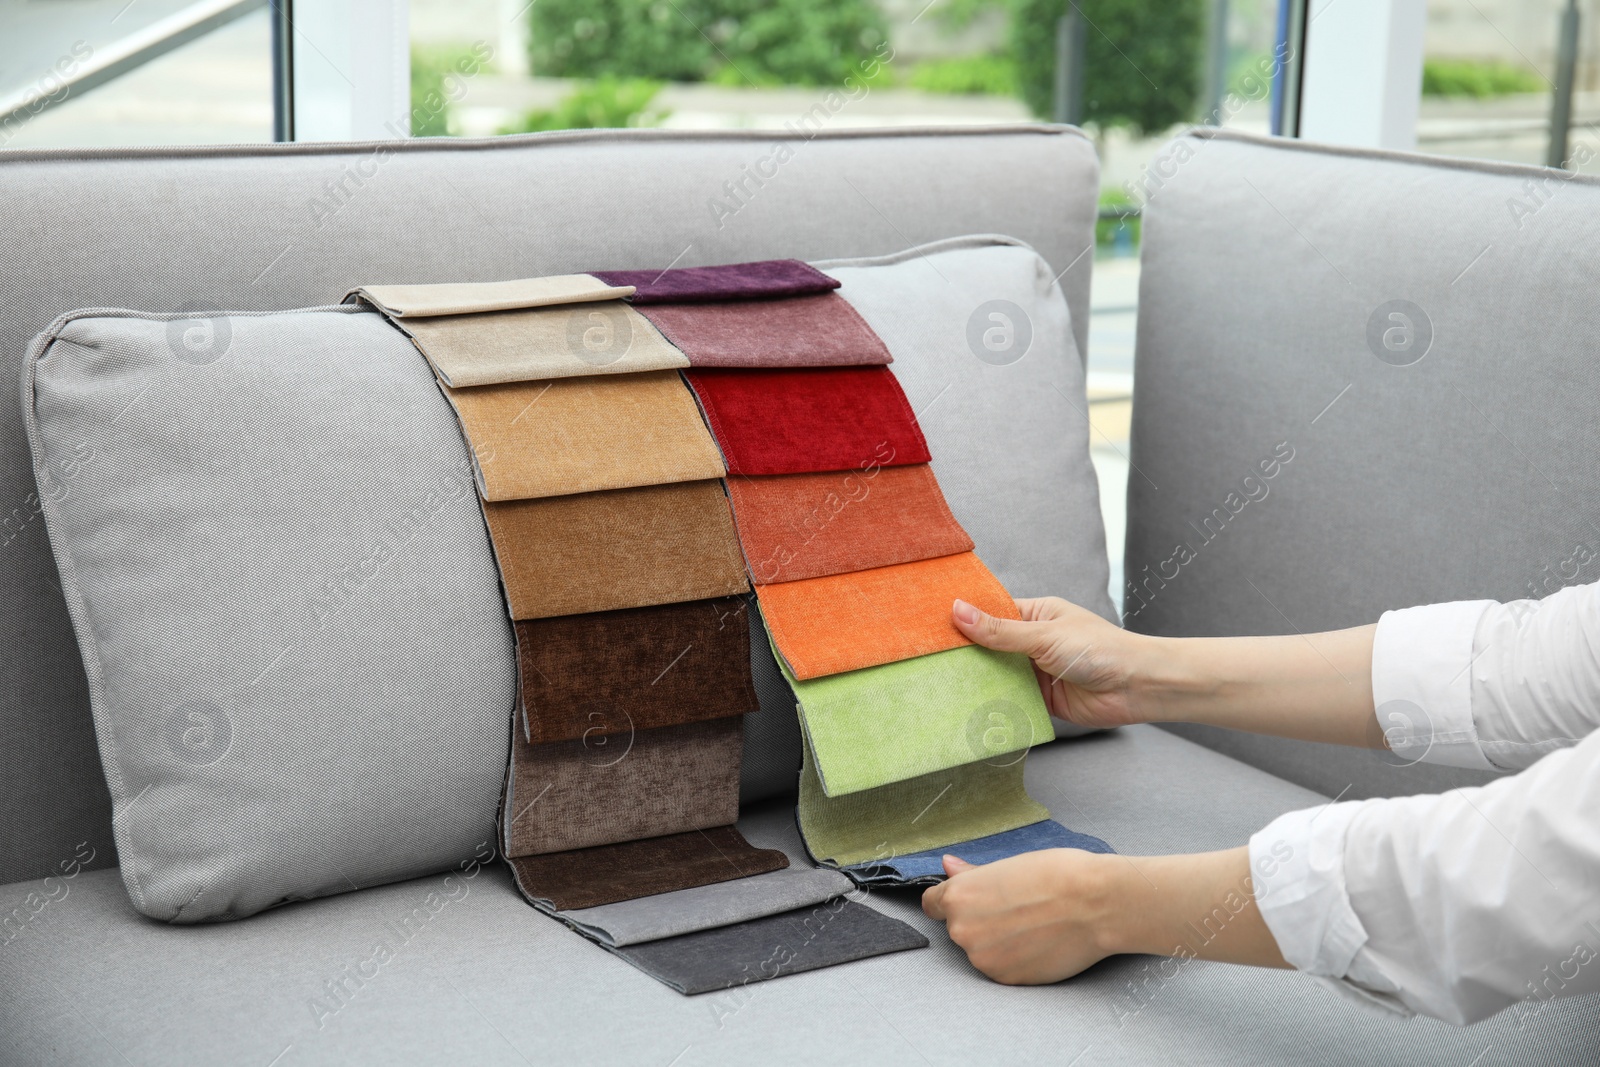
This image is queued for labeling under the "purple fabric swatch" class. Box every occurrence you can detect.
[591,260,841,304]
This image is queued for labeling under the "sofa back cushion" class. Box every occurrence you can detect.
[0,128,1100,884]
[1129,129,1600,799]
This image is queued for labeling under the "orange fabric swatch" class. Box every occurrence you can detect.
[755,551,1019,680]
[482,480,750,619]
[443,371,725,502]
[727,465,974,584]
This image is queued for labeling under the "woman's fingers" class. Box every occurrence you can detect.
[953,599,1060,660]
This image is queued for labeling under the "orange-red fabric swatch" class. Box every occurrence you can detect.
[755,551,1019,680]
[728,465,973,584]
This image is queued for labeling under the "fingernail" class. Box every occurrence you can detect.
[952,599,979,626]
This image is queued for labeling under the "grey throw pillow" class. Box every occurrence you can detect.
[23,306,517,922]
[21,237,1113,921]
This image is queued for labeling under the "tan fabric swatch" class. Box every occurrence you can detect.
[444,372,725,502]
[393,303,690,387]
[348,274,630,317]
[482,480,750,619]
[506,717,744,857]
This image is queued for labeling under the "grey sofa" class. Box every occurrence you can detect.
[2,125,1597,1065]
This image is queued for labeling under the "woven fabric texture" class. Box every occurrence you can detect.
[729,464,973,584]
[562,867,852,947]
[506,825,789,911]
[395,303,688,387]
[844,820,1115,886]
[797,732,1048,868]
[506,717,743,857]
[755,551,1018,679]
[685,366,930,476]
[592,259,839,303]
[482,480,749,619]
[633,292,891,369]
[776,641,1052,797]
[612,897,927,995]
[348,274,629,317]
[443,371,725,502]
[516,596,758,744]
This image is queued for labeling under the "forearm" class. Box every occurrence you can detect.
[1130,626,1381,749]
[1093,848,1289,969]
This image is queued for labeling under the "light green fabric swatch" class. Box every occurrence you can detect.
[796,730,1050,868]
[773,639,1053,797]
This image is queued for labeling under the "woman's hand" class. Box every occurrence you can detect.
[921,847,1290,986]
[920,850,1118,984]
[952,596,1152,730]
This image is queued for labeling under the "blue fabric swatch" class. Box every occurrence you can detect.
[843,819,1114,885]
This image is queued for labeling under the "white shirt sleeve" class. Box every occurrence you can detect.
[1249,581,1600,1024]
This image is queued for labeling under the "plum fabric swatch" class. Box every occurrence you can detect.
[728,465,973,584]
[506,717,743,856]
[633,293,891,369]
[443,372,725,502]
[774,640,1052,797]
[844,820,1116,887]
[562,867,853,947]
[515,596,758,744]
[592,260,839,304]
[796,731,1049,869]
[685,366,931,476]
[506,826,789,911]
[612,898,927,995]
[481,480,749,619]
[347,274,630,317]
[393,303,689,387]
[755,551,1019,680]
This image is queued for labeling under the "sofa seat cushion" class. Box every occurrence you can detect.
[4,727,1593,1066]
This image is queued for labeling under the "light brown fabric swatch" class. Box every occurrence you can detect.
[348,274,630,317]
[482,480,750,619]
[506,826,789,911]
[395,303,690,387]
[444,372,725,502]
[506,717,744,856]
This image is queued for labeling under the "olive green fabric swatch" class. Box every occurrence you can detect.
[796,730,1049,869]
[773,638,1052,798]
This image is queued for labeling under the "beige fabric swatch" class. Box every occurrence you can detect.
[482,480,750,619]
[348,274,630,317]
[444,371,725,502]
[506,717,744,856]
[396,303,690,387]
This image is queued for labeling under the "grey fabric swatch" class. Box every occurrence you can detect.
[611,897,928,995]
[563,867,852,947]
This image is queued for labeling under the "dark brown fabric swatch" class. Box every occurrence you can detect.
[506,716,744,856]
[481,480,750,619]
[516,596,758,744]
[507,826,790,911]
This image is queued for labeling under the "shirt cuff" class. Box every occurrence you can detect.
[1371,600,1497,771]
[1249,800,1372,976]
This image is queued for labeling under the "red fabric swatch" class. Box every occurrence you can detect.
[635,293,892,369]
[728,465,974,584]
[686,366,931,476]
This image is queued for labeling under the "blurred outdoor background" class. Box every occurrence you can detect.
[4,0,1594,603]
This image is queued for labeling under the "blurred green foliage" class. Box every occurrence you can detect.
[529,0,888,86]
[1422,58,1543,98]
[410,43,494,137]
[1012,0,1206,133]
[499,78,671,134]
[908,54,1017,95]
[1095,188,1140,250]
